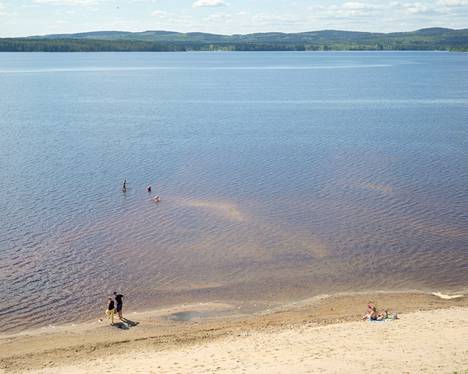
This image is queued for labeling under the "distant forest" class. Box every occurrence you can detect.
[1,28,468,52]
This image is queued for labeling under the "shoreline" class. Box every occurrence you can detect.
[1,290,466,373]
[2,287,466,338]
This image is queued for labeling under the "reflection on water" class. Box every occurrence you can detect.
[0,51,467,333]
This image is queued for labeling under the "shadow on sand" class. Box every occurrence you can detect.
[113,318,139,330]
[166,311,208,322]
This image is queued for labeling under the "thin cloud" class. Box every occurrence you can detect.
[399,2,430,14]
[205,12,232,22]
[33,0,98,5]
[437,0,468,6]
[193,0,227,9]
[390,1,437,15]
[151,10,169,17]
[341,2,377,10]
[309,2,380,18]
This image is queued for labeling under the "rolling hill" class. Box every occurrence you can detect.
[1,27,467,52]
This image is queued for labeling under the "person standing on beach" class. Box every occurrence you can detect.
[114,291,124,320]
[105,297,115,325]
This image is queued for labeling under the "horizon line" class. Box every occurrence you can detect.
[5,26,468,39]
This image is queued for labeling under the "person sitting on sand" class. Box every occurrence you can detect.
[362,306,380,321]
[363,302,375,320]
[370,307,379,321]
[378,309,389,320]
[363,305,398,321]
[383,310,398,320]
[105,297,115,325]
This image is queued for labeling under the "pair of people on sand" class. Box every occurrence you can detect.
[363,302,397,321]
[105,292,124,325]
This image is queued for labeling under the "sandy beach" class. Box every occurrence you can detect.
[1,292,467,373]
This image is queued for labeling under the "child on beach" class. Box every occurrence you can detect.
[105,297,115,325]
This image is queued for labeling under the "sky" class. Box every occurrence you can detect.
[0,0,467,37]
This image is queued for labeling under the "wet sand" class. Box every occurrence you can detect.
[1,291,467,373]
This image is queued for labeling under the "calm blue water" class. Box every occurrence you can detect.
[1,52,467,332]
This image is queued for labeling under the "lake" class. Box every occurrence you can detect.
[0,51,467,333]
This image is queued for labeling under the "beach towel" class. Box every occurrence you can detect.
[367,315,397,323]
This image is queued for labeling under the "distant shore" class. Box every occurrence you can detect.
[1,291,466,373]
[1,27,468,52]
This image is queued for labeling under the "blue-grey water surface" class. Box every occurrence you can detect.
[1,52,467,333]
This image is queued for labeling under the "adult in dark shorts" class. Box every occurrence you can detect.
[114,291,124,320]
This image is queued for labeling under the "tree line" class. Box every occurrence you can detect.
[1,37,467,52]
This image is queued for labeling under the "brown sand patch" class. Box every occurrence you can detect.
[181,199,246,222]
